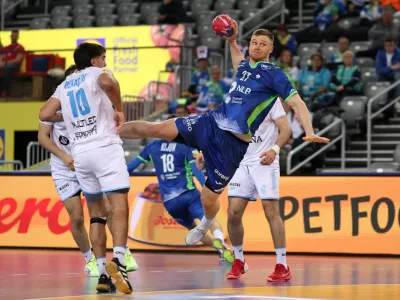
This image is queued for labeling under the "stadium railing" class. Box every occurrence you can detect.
[0,0,25,30]
[286,118,346,175]
[26,141,50,169]
[0,160,24,171]
[367,81,400,168]
[174,65,195,99]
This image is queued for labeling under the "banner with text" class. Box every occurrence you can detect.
[0,25,182,97]
[0,176,399,255]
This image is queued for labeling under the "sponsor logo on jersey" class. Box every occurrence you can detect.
[231,96,242,104]
[250,136,263,143]
[261,64,271,70]
[59,135,70,146]
[214,169,229,181]
[215,181,223,185]
[182,116,198,132]
[160,174,165,181]
[230,182,240,187]
[229,81,252,95]
[256,74,261,79]
[214,187,225,193]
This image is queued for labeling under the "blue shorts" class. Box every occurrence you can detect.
[163,189,203,228]
[174,113,249,193]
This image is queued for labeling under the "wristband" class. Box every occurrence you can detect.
[271,144,280,155]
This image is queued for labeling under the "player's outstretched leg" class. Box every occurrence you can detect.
[86,196,115,292]
[104,195,138,272]
[262,200,292,282]
[210,221,234,263]
[105,190,133,294]
[120,119,179,141]
[185,187,220,245]
[63,195,98,277]
[227,197,249,279]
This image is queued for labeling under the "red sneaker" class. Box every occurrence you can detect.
[226,259,249,279]
[267,264,292,282]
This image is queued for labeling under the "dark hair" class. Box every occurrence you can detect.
[74,42,106,70]
[65,64,77,77]
[11,30,19,34]
[252,29,274,43]
[276,24,287,33]
[384,37,396,44]
[311,52,323,61]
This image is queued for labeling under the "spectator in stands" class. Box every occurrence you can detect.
[197,66,229,110]
[0,30,25,97]
[329,36,351,63]
[158,0,188,24]
[296,0,342,43]
[188,45,210,102]
[329,50,362,103]
[275,24,297,56]
[376,37,400,96]
[359,0,383,26]
[357,6,400,59]
[314,0,340,31]
[276,48,299,87]
[297,52,332,108]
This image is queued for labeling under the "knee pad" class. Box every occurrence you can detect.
[90,217,107,225]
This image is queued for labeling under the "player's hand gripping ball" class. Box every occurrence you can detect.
[212,14,234,37]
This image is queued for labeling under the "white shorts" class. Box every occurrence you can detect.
[74,144,130,194]
[228,164,280,201]
[51,168,81,202]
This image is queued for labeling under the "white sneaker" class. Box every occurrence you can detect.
[185,226,207,245]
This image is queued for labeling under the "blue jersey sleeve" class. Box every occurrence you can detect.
[126,157,143,174]
[190,161,206,186]
[272,69,298,102]
[138,143,152,163]
[126,142,153,173]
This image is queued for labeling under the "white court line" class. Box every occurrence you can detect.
[21,283,400,300]
[38,273,53,276]
[150,270,164,273]
[10,274,27,276]
[177,270,192,273]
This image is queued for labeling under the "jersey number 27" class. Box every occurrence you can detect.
[67,88,91,118]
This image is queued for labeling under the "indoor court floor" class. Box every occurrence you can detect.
[0,250,399,300]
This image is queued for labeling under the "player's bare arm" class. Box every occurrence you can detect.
[38,122,75,171]
[39,97,62,122]
[286,94,330,144]
[224,20,245,71]
[98,72,125,133]
[260,116,291,165]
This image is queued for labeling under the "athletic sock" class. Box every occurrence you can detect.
[276,248,287,268]
[198,216,214,231]
[232,245,244,262]
[113,246,126,266]
[212,229,224,241]
[96,257,107,276]
[82,249,93,264]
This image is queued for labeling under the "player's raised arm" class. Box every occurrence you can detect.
[98,71,125,133]
[39,97,62,122]
[286,94,330,144]
[223,20,246,71]
[38,122,75,171]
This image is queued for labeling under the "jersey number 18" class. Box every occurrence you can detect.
[161,154,175,172]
